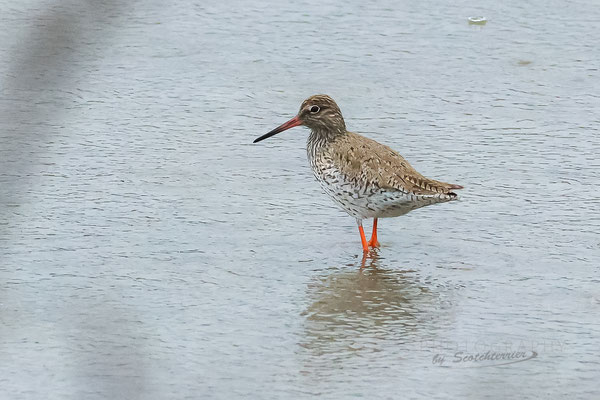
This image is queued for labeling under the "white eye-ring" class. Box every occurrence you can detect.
[309,105,320,114]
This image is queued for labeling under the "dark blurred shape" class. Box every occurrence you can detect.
[1,0,123,206]
[0,2,147,399]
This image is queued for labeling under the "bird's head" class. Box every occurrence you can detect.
[253,94,346,143]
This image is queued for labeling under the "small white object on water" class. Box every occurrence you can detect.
[468,16,487,25]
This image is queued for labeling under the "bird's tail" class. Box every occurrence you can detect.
[448,183,464,190]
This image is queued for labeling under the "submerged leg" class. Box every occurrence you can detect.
[368,218,380,248]
[357,219,369,253]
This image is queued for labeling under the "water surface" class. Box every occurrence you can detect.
[1,0,599,398]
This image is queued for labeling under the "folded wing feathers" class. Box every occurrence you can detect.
[340,132,463,197]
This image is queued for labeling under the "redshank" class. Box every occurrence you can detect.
[253,95,463,253]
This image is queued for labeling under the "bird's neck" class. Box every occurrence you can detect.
[307,128,346,159]
[307,127,345,145]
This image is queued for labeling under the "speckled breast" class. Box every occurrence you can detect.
[307,138,454,220]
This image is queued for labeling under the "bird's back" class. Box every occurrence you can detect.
[307,131,462,219]
[326,132,462,195]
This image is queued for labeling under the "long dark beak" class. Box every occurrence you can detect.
[253,116,302,143]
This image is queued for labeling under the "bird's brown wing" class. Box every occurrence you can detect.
[333,132,463,196]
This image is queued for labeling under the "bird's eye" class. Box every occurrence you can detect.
[309,105,320,114]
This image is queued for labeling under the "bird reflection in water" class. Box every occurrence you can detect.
[299,252,456,371]
[359,249,379,268]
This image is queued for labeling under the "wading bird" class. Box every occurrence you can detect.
[253,95,462,253]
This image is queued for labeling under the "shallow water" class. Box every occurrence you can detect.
[1,0,599,398]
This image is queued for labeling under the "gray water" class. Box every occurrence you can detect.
[1,0,599,399]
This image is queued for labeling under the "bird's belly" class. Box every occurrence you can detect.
[312,166,453,220]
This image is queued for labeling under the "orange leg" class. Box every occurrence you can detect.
[358,224,369,253]
[368,218,380,248]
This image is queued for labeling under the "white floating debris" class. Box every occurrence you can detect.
[468,16,487,25]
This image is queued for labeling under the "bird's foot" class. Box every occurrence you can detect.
[367,239,380,248]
